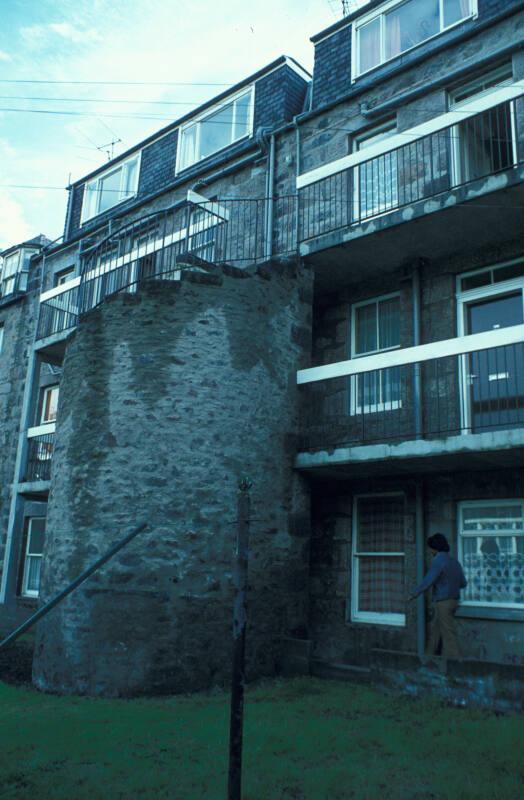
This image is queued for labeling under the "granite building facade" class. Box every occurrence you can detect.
[1,0,524,703]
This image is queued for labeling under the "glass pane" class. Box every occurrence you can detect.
[385,0,439,61]
[358,556,405,613]
[359,18,381,74]
[462,538,524,605]
[99,168,122,213]
[42,386,59,422]
[443,0,470,28]
[180,124,197,169]
[83,182,98,219]
[200,103,234,159]
[234,92,251,140]
[25,557,41,593]
[3,252,19,277]
[378,296,400,349]
[355,303,377,354]
[123,158,138,197]
[462,504,523,532]
[357,496,404,552]
[28,518,46,554]
[358,150,398,218]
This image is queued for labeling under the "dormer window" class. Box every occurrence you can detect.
[0,247,36,297]
[353,0,477,79]
[176,86,254,173]
[81,153,141,223]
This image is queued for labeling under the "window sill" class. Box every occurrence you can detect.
[456,605,524,622]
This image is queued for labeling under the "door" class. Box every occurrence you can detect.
[466,292,524,431]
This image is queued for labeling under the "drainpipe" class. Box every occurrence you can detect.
[415,481,425,658]
[412,261,422,439]
[264,133,276,260]
[294,118,301,254]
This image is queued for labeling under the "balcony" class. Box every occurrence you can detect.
[297,84,524,290]
[36,192,296,342]
[25,424,55,483]
[297,325,524,477]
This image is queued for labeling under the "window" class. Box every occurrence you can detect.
[459,501,524,608]
[0,323,4,353]
[352,495,406,625]
[1,251,20,296]
[353,0,477,78]
[54,266,75,287]
[450,65,515,185]
[354,123,398,220]
[177,87,254,172]
[21,517,46,598]
[81,153,140,223]
[41,385,59,424]
[351,294,401,413]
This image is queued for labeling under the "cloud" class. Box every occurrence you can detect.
[0,50,11,61]
[19,22,101,50]
[0,190,33,251]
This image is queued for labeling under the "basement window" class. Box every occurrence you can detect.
[176,87,254,172]
[352,0,478,79]
[81,153,141,223]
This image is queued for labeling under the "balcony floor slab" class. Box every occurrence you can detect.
[295,428,524,478]
[300,167,524,292]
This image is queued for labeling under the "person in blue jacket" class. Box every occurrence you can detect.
[410,533,467,659]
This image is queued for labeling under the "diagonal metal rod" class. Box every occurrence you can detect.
[0,520,149,651]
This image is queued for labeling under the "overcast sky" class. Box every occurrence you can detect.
[0,0,368,250]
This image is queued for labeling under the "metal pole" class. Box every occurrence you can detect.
[415,482,426,658]
[0,520,149,651]
[228,478,252,800]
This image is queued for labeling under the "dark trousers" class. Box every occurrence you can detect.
[427,599,461,658]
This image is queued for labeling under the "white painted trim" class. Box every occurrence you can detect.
[283,57,312,84]
[351,492,406,627]
[297,324,524,385]
[27,423,56,438]
[175,85,255,175]
[297,81,524,189]
[351,0,478,82]
[40,276,81,303]
[80,151,142,224]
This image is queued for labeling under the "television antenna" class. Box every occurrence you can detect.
[326,0,366,18]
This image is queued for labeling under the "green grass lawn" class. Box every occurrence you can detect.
[1,677,523,800]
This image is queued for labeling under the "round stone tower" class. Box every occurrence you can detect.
[32,261,312,696]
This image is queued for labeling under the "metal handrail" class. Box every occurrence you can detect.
[0,520,149,651]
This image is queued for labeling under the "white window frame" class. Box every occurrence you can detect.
[449,65,517,186]
[351,492,406,626]
[1,250,20,296]
[54,266,76,287]
[458,499,524,609]
[40,385,60,424]
[350,292,402,414]
[456,258,524,431]
[175,86,255,174]
[352,0,478,81]
[81,152,141,224]
[21,517,46,598]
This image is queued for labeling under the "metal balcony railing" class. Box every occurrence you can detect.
[298,92,524,242]
[298,327,524,452]
[25,429,55,482]
[36,195,297,338]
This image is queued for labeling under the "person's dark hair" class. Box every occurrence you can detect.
[427,533,450,552]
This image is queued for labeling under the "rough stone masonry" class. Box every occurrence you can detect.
[32,259,313,696]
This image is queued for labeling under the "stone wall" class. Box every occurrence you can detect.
[33,258,313,696]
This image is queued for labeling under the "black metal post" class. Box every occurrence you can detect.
[0,520,149,652]
[228,478,252,800]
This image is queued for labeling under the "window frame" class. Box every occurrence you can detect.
[456,258,524,432]
[40,385,60,425]
[0,323,4,354]
[458,499,524,609]
[175,85,255,174]
[54,266,76,287]
[80,152,141,224]
[351,0,478,81]
[21,516,46,598]
[352,121,398,221]
[351,492,406,626]
[350,291,402,414]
